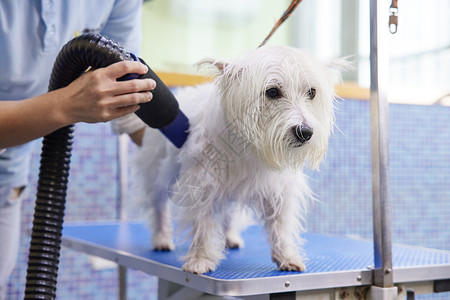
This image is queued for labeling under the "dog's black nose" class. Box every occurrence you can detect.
[293,125,313,142]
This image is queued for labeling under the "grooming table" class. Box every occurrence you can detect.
[62,221,450,299]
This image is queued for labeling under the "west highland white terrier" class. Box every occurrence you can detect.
[133,45,347,274]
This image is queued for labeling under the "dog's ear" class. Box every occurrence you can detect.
[195,58,243,80]
[195,58,228,76]
[324,57,354,85]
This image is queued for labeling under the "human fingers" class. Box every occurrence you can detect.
[79,94,147,124]
[112,105,142,119]
[114,77,156,96]
[100,61,156,95]
[108,91,153,109]
[103,60,149,79]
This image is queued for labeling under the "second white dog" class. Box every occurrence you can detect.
[133,45,347,274]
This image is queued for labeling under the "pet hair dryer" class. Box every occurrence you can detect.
[118,53,189,148]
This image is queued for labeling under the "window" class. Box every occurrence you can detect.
[142,0,450,104]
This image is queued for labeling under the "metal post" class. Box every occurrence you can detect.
[118,134,129,300]
[118,134,129,221]
[370,0,394,288]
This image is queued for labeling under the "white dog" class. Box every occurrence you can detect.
[133,45,347,274]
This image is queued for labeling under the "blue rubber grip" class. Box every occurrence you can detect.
[158,110,190,148]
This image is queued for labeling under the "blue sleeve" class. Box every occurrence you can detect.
[101,0,142,56]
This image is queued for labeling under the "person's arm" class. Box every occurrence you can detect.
[129,128,145,146]
[0,60,155,149]
[110,111,147,146]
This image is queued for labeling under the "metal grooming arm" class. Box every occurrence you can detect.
[369,0,396,298]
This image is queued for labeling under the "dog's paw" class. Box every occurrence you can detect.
[226,232,244,249]
[152,233,175,251]
[272,256,306,272]
[153,243,174,252]
[182,257,217,274]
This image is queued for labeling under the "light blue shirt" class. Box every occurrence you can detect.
[0,0,142,186]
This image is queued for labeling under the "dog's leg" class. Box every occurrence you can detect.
[263,198,306,272]
[136,129,175,251]
[224,214,244,249]
[181,205,225,274]
[150,191,174,251]
[224,204,249,249]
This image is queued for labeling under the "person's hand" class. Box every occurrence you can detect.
[0,60,156,148]
[55,60,156,124]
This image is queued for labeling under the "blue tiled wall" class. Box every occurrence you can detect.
[306,100,450,253]
[7,99,450,299]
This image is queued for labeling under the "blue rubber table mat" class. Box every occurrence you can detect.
[62,221,450,295]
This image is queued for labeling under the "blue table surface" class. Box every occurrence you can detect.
[62,221,450,280]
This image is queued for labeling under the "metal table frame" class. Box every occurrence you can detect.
[61,221,450,300]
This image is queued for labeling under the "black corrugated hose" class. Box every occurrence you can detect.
[24,33,145,299]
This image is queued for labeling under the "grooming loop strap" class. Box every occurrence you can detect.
[259,0,304,47]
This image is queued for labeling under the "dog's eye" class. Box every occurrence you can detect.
[307,88,316,100]
[266,87,281,99]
